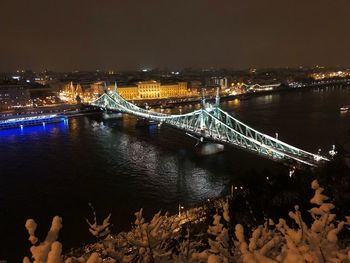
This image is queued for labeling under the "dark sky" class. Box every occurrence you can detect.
[1,0,350,72]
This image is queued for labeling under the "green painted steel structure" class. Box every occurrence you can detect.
[91,90,329,167]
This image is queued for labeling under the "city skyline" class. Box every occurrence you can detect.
[2,1,350,261]
[1,0,350,72]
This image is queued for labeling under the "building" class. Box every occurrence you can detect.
[59,82,95,103]
[159,82,188,98]
[59,81,190,102]
[137,81,161,99]
[0,85,31,110]
[213,77,228,90]
[117,86,139,100]
[117,81,188,100]
[310,70,350,80]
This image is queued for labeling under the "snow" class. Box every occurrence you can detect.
[222,199,230,223]
[207,254,221,263]
[25,219,38,245]
[326,222,345,243]
[192,251,209,260]
[24,216,63,263]
[235,224,245,243]
[85,206,111,239]
[20,180,350,263]
[248,226,262,251]
[47,242,62,263]
[310,180,328,206]
[85,253,101,263]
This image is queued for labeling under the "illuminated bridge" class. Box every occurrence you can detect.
[91,89,329,167]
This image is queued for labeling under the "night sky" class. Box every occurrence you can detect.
[1,0,350,72]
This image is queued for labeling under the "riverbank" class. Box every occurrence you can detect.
[21,157,350,262]
[0,104,100,120]
[3,83,350,262]
[1,80,349,118]
[130,82,350,109]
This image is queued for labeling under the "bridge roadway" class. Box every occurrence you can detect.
[91,91,329,167]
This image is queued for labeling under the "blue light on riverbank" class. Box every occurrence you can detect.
[0,121,68,138]
[0,115,67,130]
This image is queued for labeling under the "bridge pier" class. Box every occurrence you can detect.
[91,91,330,167]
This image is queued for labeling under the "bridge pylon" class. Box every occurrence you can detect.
[103,81,109,94]
[114,81,118,93]
[200,88,206,109]
[91,90,330,167]
[215,87,220,108]
[200,88,207,130]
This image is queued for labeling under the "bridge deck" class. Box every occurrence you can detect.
[92,91,329,167]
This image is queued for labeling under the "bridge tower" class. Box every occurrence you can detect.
[103,82,108,93]
[215,87,220,107]
[90,89,330,167]
[200,88,207,130]
[201,88,206,109]
[114,81,118,93]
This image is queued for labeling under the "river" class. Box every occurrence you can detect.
[1,86,350,261]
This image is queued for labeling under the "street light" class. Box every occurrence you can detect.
[178,204,184,216]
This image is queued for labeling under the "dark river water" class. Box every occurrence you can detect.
[1,87,350,261]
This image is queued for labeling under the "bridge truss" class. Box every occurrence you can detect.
[91,91,329,167]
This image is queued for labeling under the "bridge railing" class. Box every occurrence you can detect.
[92,92,203,121]
[215,108,328,162]
[91,91,329,167]
[202,109,324,166]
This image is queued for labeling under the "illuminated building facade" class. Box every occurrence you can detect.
[137,81,161,99]
[59,81,189,102]
[120,81,188,100]
[229,82,246,95]
[59,82,100,103]
[310,70,350,80]
[159,82,188,98]
[118,86,139,100]
[212,77,228,90]
[0,85,31,110]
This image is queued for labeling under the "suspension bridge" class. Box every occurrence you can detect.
[91,89,329,167]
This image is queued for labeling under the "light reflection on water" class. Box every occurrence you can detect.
[2,87,350,261]
[0,121,68,141]
[84,116,226,203]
